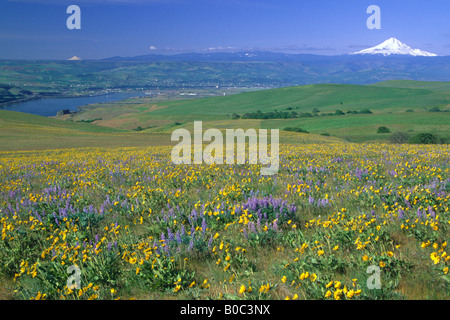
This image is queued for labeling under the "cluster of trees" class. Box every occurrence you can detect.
[283,127,310,133]
[231,108,373,120]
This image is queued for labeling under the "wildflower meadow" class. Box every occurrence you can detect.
[0,142,448,300]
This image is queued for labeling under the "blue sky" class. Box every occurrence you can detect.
[0,0,449,59]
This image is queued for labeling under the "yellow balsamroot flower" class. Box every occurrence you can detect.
[259,283,270,293]
[326,281,333,288]
[362,255,369,262]
[430,252,440,264]
[129,257,137,264]
[443,267,449,274]
[347,290,355,299]
[325,290,332,298]
[239,285,246,294]
[334,289,343,300]
[310,273,317,282]
[174,285,181,293]
[379,261,386,268]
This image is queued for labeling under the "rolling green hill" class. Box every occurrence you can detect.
[0,110,173,151]
[62,80,450,143]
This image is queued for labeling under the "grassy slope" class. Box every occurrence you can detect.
[64,81,450,142]
[0,110,173,151]
[0,110,340,151]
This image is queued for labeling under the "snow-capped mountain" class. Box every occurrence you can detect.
[351,38,437,57]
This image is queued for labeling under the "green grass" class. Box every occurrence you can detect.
[61,80,450,143]
[0,110,173,151]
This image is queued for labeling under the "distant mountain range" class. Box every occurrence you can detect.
[103,38,443,62]
[351,38,437,57]
[1,38,449,106]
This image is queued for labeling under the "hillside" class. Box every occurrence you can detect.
[62,80,450,142]
[0,110,172,151]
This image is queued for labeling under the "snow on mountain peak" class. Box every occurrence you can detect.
[351,38,437,57]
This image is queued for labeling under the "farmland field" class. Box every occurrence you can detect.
[1,139,448,300]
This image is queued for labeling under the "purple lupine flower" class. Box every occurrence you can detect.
[207,235,213,248]
[398,208,405,220]
[273,220,279,232]
[243,228,248,239]
[167,228,175,243]
[416,208,422,219]
[188,238,194,252]
[201,218,207,234]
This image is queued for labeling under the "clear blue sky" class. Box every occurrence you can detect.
[0,0,449,59]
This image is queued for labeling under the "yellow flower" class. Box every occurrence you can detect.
[362,255,369,262]
[387,251,393,257]
[239,285,246,294]
[347,290,355,299]
[326,281,333,288]
[443,267,448,274]
[334,289,342,300]
[325,290,332,298]
[281,276,287,283]
[110,288,116,295]
[379,261,386,268]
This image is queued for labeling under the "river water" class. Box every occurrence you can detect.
[0,92,144,117]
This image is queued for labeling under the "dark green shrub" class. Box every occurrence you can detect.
[377,126,391,134]
[408,133,438,144]
[390,132,409,144]
[284,127,309,133]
